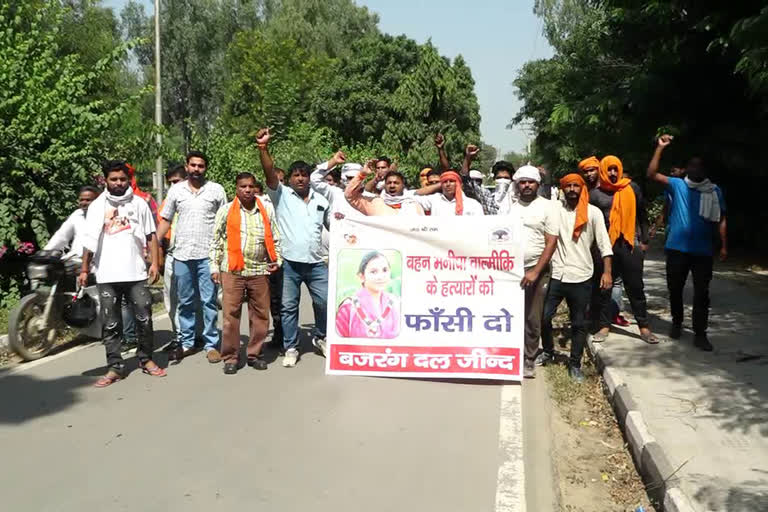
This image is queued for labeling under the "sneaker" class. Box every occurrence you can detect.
[612,314,630,327]
[693,334,713,352]
[312,337,327,357]
[568,366,585,383]
[282,348,299,368]
[523,358,536,379]
[534,351,554,366]
[206,349,222,364]
[669,323,682,340]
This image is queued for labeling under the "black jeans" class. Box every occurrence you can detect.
[268,267,284,345]
[98,281,154,371]
[598,240,649,329]
[665,249,713,335]
[541,278,592,368]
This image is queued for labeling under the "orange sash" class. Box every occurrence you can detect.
[559,174,590,241]
[599,156,636,248]
[439,171,464,215]
[226,196,277,272]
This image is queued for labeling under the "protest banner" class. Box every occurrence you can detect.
[326,215,525,381]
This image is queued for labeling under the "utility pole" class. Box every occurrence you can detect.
[154,0,164,203]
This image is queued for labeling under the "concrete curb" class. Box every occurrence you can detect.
[587,337,698,512]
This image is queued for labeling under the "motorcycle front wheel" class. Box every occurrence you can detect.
[8,293,58,361]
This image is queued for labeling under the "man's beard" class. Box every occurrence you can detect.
[108,186,127,196]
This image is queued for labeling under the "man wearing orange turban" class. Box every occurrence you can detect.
[577,156,600,191]
[589,156,657,344]
[417,169,485,216]
[536,172,613,382]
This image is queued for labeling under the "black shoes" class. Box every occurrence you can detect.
[223,363,238,375]
[669,323,682,340]
[248,358,268,370]
[694,335,713,352]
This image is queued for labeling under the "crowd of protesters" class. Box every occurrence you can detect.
[45,130,726,386]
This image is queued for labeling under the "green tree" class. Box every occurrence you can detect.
[0,0,136,249]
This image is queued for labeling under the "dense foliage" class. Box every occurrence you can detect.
[0,0,484,304]
[513,0,768,248]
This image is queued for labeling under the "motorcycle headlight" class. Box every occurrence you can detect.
[27,264,48,280]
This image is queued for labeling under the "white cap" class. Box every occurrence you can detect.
[341,163,362,178]
[513,165,541,183]
[469,170,483,180]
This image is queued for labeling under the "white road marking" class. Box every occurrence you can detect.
[495,382,526,512]
[0,312,169,379]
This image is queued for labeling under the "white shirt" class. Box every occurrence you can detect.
[550,201,613,283]
[417,193,485,216]
[310,164,363,218]
[44,208,88,261]
[160,180,227,261]
[92,196,156,284]
[508,197,559,268]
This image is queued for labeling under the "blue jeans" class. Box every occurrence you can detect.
[174,258,219,351]
[281,260,328,350]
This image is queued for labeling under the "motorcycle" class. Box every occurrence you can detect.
[7,251,101,361]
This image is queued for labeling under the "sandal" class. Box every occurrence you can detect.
[94,371,123,388]
[141,362,167,377]
[641,332,660,345]
[592,331,609,343]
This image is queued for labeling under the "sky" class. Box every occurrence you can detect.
[104,0,552,155]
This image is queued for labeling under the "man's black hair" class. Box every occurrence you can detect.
[254,180,264,192]
[492,160,515,178]
[101,160,129,178]
[327,169,341,184]
[426,169,441,178]
[235,172,256,183]
[186,150,208,165]
[166,163,187,180]
[79,185,101,195]
[383,170,405,183]
[376,156,392,166]
[288,161,313,176]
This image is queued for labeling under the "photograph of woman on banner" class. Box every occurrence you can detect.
[336,250,401,338]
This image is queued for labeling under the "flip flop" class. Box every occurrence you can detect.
[592,331,609,343]
[641,332,660,345]
[94,372,122,388]
[141,363,167,377]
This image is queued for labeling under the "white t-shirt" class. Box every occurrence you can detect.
[93,197,156,284]
[418,193,485,216]
[508,197,559,268]
[550,201,613,283]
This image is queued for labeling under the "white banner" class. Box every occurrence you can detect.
[325,215,525,381]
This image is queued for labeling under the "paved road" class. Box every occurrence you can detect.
[0,290,555,512]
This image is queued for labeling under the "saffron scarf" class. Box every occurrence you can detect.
[559,174,590,241]
[439,170,464,215]
[599,155,636,248]
[225,196,277,272]
[578,156,600,172]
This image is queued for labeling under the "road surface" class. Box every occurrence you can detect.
[0,289,555,511]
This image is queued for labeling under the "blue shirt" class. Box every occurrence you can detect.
[665,177,725,256]
[267,183,329,264]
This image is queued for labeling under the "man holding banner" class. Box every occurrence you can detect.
[506,165,559,379]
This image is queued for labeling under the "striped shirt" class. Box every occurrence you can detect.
[209,200,282,276]
[160,180,227,261]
